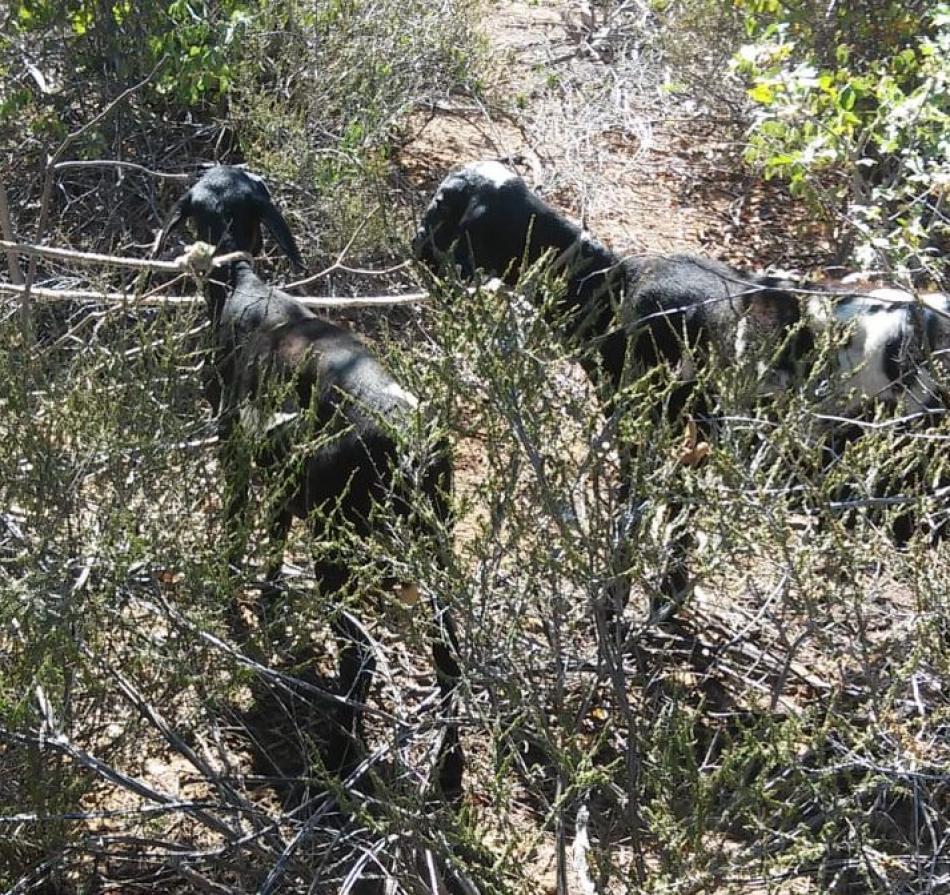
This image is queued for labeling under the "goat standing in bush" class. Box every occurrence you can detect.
[413,161,800,618]
[761,279,950,542]
[158,166,463,799]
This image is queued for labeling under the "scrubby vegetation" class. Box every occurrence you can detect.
[1,1,949,893]
[734,0,949,280]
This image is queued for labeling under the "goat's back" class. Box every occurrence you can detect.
[238,317,445,532]
[218,264,314,340]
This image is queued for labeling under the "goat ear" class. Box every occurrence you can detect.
[259,200,304,271]
[150,192,192,258]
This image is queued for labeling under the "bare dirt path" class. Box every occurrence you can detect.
[400,0,823,273]
[401,0,724,253]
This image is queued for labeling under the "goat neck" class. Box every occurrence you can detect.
[202,257,246,325]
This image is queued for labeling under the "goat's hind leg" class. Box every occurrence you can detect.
[426,589,464,805]
[321,564,376,781]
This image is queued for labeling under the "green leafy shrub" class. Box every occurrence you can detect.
[733,1,950,279]
[5,0,249,114]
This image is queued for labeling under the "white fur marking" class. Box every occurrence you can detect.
[840,308,905,404]
[470,160,517,188]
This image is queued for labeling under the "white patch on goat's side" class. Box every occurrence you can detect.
[921,292,950,313]
[802,289,950,419]
[832,301,908,409]
[734,315,749,363]
[469,160,517,187]
[384,381,419,409]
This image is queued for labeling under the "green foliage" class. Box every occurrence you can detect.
[6,0,249,113]
[733,1,950,277]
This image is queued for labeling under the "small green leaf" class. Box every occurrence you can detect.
[838,84,856,110]
[749,82,775,104]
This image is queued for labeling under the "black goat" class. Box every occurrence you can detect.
[416,164,950,422]
[414,161,800,609]
[159,166,463,798]
[413,161,802,405]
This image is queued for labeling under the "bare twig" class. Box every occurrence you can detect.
[0,280,429,308]
[53,159,192,181]
[572,802,599,895]
[284,207,412,289]
[0,239,249,273]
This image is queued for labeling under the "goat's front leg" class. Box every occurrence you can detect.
[219,418,261,645]
[260,507,292,613]
[607,393,700,643]
[219,414,254,574]
[603,469,637,639]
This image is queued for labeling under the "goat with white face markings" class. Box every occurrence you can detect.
[158,166,463,799]
[754,280,950,542]
[805,286,950,419]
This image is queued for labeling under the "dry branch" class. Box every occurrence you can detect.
[0,280,429,308]
[572,803,599,895]
[52,159,192,181]
[0,239,249,273]
[0,237,430,307]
